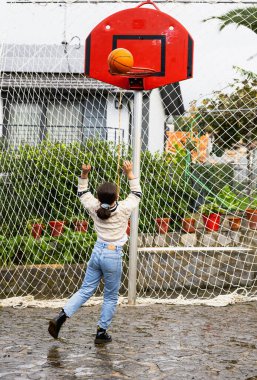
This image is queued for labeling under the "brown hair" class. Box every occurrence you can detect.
[96,182,118,220]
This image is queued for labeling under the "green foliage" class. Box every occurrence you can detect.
[0,140,199,237]
[202,5,257,153]
[214,185,249,211]
[140,146,199,231]
[233,66,257,81]
[203,7,257,34]
[200,184,257,215]
[0,139,122,236]
[0,139,201,266]
[196,78,257,155]
[200,201,224,216]
[192,163,234,195]
[0,230,96,266]
[0,139,245,264]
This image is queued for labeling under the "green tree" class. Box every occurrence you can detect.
[196,77,257,194]
[204,6,257,80]
[197,78,257,155]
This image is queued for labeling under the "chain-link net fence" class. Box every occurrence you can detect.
[0,0,257,305]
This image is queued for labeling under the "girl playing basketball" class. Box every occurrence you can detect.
[48,160,142,344]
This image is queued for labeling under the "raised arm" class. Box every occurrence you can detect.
[77,164,99,213]
[119,161,142,213]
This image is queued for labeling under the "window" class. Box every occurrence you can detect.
[82,94,107,140]
[7,103,41,147]
[46,100,83,143]
[4,91,108,146]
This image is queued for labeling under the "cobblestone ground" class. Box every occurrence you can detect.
[1,303,257,380]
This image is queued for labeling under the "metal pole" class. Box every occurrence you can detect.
[128,91,143,305]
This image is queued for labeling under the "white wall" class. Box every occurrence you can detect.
[148,89,166,153]
[0,1,256,109]
[107,90,166,153]
[106,93,130,145]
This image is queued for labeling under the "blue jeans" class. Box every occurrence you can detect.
[63,242,123,330]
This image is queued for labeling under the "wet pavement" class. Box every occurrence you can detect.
[1,303,257,380]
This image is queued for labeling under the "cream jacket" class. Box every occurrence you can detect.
[78,177,142,243]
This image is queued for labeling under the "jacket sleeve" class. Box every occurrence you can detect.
[119,178,142,214]
[77,177,99,213]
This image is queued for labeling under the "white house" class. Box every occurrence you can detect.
[0,43,184,152]
[0,0,256,153]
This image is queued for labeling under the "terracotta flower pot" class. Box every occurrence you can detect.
[182,218,196,233]
[155,218,170,234]
[246,209,257,230]
[202,213,221,232]
[74,220,88,233]
[31,223,44,239]
[227,217,242,231]
[49,221,65,237]
[126,220,131,236]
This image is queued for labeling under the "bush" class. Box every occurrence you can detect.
[0,139,209,263]
[192,163,234,195]
[0,139,200,236]
[0,230,97,266]
[0,139,122,236]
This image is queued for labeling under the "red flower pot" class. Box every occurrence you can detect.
[182,218,196,233]
[246,209,257,230]
[49,221,65,237]
[126,220,131,236]
[74,220,88,233]
[227,217,242,231]
[31,223,44,239]
[202,213,221,232]
[155,218,170,234]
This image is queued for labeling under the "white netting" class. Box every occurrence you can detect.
[0,0,257,306]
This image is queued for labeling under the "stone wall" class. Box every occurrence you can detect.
[0,263,129,298]
[137,249,257,292]
[1,217,257,298]
[136,216,257,294]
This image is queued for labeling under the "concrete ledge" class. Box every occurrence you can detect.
[138,246,252,253]
[0,263,129,298]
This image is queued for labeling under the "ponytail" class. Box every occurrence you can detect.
[96,207,112,220]
[96,182,118,220]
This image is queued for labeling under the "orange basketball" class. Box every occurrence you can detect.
[108,48,134,74]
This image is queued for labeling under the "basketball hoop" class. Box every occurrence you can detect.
[109,67,158,89]
[109,67,157,77]
[85,0,194,90]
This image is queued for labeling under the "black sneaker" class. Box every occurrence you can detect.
[48,309,67,339]
[94,326,112,344]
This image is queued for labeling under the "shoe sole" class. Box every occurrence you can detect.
[94,338,112,344]
[48,320,58,339]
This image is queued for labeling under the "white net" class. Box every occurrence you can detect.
[0,0,257,306]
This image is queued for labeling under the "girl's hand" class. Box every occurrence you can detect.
[123,161,135,179]
[81,164,91,179]
[82,164,91,173]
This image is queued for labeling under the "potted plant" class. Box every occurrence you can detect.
[200,186,250,232]
[49,220,65,237]
[49,211,66,237]
[27,219,45,239]
[155,217,171,234]
[246,210,257,229]
[200,201,224,232]
[73,218,89,233]
[227,216,242,231]
[182,214,196,233]
[245,197,257,229]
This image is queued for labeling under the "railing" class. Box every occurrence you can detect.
[0,124,125,147]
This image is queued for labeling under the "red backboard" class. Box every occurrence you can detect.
[85,1,194,90]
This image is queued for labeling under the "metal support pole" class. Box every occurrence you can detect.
[128,91,143,305]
